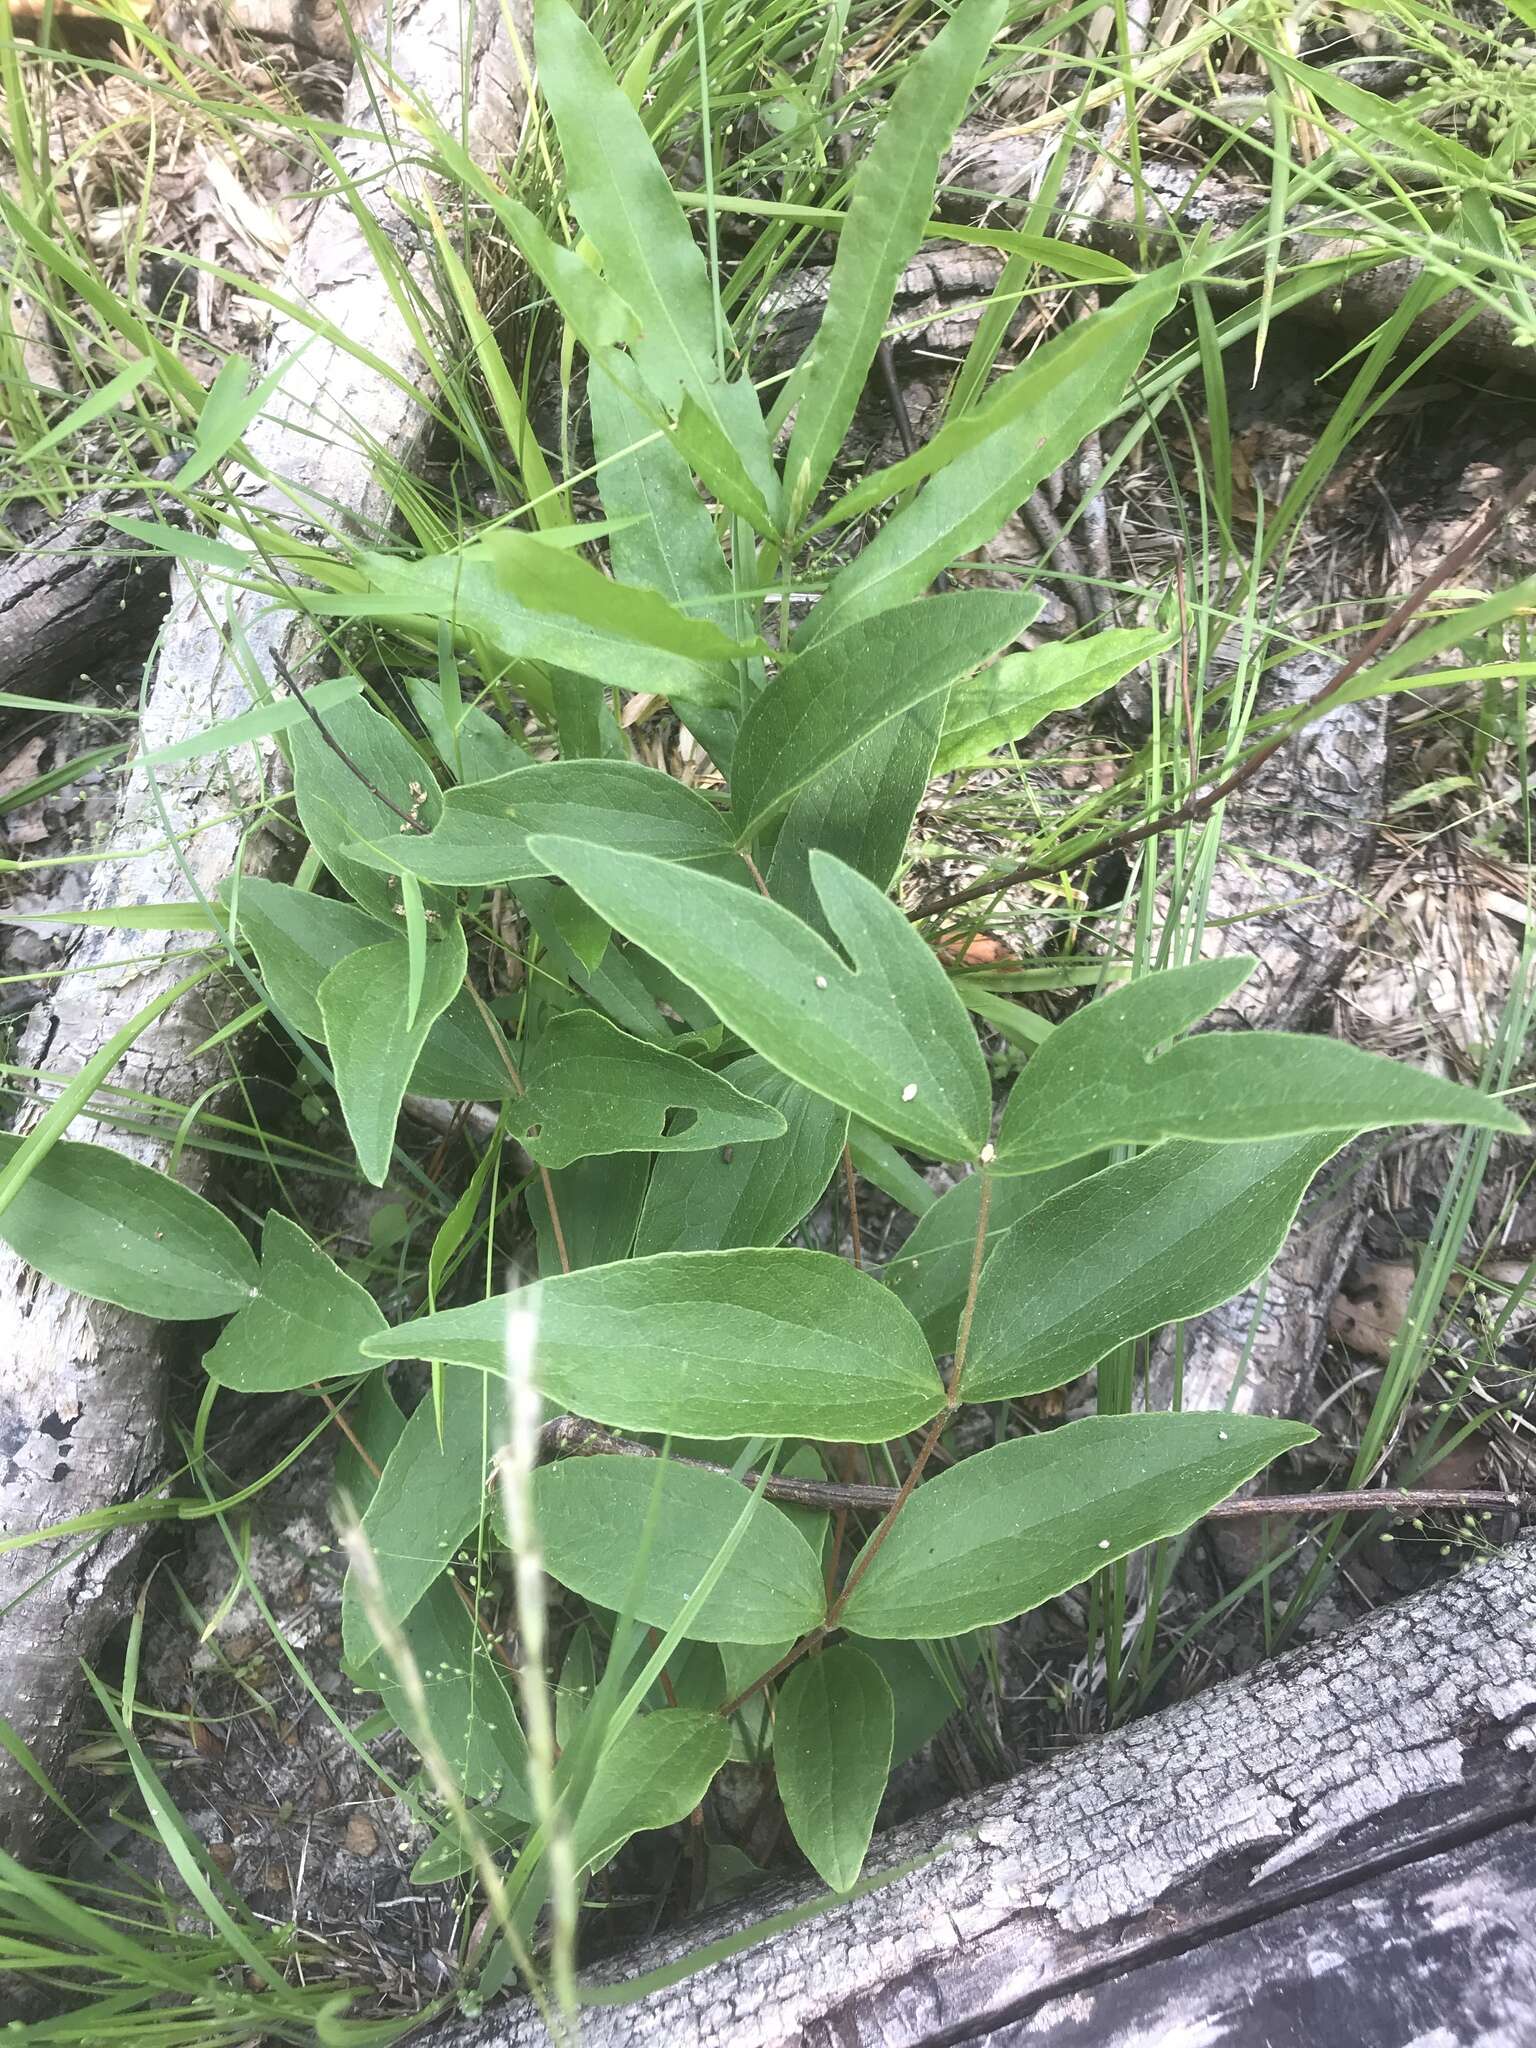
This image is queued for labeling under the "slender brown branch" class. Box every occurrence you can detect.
[915,457,1536,921]
[535,1418,1521,1526]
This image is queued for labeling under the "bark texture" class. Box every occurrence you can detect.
[0,0,527,1859]
[440,1537,1536,2048]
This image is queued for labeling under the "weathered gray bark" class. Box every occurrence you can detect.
[441,1536,1536,2047]
[0,469,182,702]
[0,0,527,1859]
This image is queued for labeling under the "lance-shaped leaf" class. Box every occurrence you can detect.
[0,1134,257,1319]
[341,1376,493,1665]
[337,537,747,710]
[535,0,777,517]
[363,1249,945,1442]
[963,1136,1345,1402]
[731,590,1036,844]
[511,1010,786,1168]
[345,758,735,888]
[780,0,1007,524]
[569,1709,733,1875]
[525,841,990,1160]
[840,1413,1315,1639]
[774,1647,894,1893]
[205,1211,385,1391]
[588,358,740,764]
[318,923,467,1186]
[532,1457,825,1645]
[634,1056,847,1254]
[935,626,1169,774]
[994,958,1526,1174]
[802,273,1177,645]
[884,1156,1098,1354]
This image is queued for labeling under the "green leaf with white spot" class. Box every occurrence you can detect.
[963,1136,1345,1402]
[841,1414,1315,1639]
[527,841,989,1160]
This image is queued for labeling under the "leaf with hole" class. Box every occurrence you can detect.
[0,1134,257,1319]
[634,1056,847,1254]
[205,1211,385,1391]
[569,1709,732,1875]
[841,1413,1315,1638]
[774,1646,894,1892]
[526,841,990,1159]
[964,1136,1346,1401]
[345,758,735,888]
[511,1009,786,1168]
[532,1457,825,1645]
[731,590,1036,844]
[364,1248,944,1441]
[317,922,467,1186]
[993,959,1526,1174]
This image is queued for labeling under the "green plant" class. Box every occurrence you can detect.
[5,0,1533,2022]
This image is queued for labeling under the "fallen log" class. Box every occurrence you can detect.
[0,0,526,1860]
[439,1534,1536,2048]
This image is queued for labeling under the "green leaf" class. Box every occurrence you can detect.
[535,0,776,517]
[529,1153,650,1276]
[228,878,513,1098]
[526,842,990,1160]
[781,0,1006,523]
[386,1584,533,1816]
[532,1457,824,1645]
[0,1134,257,1319]
[205,1211,385,1391]
[964,1136,1345,1402]
[569,1709,732,1875]
[935,627,1169,774]
[841,1413,1316,1638]
[731,591,1035,844]
[317,923,468,1186]
[512,1010,786,1168]
[588,357,740,764]
[993,959,1526,1175]
[364,1248,945,1441]
[344,759,735,888]
[407,674,530,785]
[803,273,1177,644]
[764,700,947,932]
[342,1378,492,1665]
[289,696,444,921]
[884,1158,1099,1354]
[773,1647,894,1892]
[341,538,746,710]
[634,1055,847,1254]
